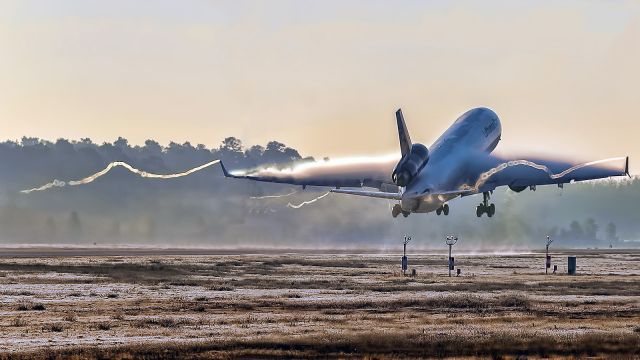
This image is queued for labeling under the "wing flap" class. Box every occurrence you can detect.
[330,188,402,200]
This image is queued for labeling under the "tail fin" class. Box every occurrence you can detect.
[396,109,412,157]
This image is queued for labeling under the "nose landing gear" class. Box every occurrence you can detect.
[476,191,496,217]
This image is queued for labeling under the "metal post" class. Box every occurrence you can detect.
[403,240,407,276]
[448,243,452,277]
[445,235,458,277]
[402,235,411,276]
[545,235,553,274]
[544,243,549,274]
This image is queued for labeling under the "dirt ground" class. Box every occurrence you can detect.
[0,247,638,359]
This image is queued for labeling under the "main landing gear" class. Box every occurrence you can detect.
[436,203,449,216]
[392,204,410,218]
[476,191,495,218]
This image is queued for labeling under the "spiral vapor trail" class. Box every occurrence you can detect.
[287,191,331,209]
[461,157,625,192]
[20,159,221,194]
[250,190,299,199]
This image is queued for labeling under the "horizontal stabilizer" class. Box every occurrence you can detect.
[429,189,474,197]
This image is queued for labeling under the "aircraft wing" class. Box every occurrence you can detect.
[461,153,629,193]
[220,155,399,189]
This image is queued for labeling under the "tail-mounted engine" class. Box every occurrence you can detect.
[392,143,429,187]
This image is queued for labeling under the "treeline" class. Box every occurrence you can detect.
[0,136,638,248]
[0,136,313,246]
[0,136,305,193]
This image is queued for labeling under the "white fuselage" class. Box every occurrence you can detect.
[401,107,502,213]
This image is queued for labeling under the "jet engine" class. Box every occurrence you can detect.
[508,184,527,192]
[392,143,429,187]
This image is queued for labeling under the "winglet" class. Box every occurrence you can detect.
[396,109,412,157]
[220,162,250,179]
[625,156,630,177]
[219,161,232,178]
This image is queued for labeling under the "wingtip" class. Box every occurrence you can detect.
[219,161,230,177]
[625,156,630,177]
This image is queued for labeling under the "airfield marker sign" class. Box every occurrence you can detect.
[445,235,458,277]
[402,235,411,275]
[546,235,553,274]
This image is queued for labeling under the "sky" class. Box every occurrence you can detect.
[1,1,639,172]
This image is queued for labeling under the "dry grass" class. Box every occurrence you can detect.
[10,317,27,327]
[62,313,77,322]
[1,332,638,359]
[91,322,112,331]
[42,323,64,333]
[133,317,189,328]
[0,250,638,359]
[15,302,46,311]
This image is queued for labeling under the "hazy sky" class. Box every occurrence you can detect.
[1,1,638,171]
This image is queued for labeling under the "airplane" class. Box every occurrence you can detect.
[221,107,629,218]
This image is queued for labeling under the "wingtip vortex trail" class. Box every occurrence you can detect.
[20,159,221,194]
[286,191,331,209]
[249,190,299,200]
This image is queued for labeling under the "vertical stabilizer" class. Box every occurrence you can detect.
[396,109,412,157]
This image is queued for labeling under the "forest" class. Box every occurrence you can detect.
[0,136,638,249]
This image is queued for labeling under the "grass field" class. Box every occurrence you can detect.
[0,248,638,359]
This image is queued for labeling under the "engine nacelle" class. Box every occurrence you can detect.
[508,184,527,193]
[392,144,429,187]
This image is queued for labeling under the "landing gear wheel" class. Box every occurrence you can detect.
[443,203,449,216]
[436,208,442,216]
[477,192,496,218]
[402,211,410,218]
[391,204,402,218]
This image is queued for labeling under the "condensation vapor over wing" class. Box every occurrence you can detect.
[230,154,399,187]
[460,154,628,192]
